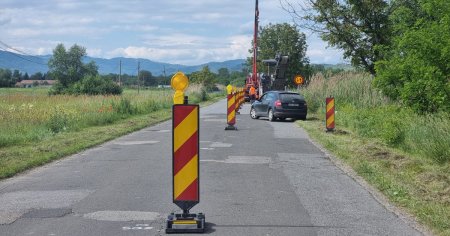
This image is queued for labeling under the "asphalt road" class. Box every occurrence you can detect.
[0,99,422,236]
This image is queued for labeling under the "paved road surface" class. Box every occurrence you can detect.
[0,99,422,235]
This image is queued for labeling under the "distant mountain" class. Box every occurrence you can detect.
[0,50,246,76]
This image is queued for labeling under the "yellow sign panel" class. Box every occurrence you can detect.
[294,75,304,85]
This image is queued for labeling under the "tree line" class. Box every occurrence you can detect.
[0,69,49,87]
[282,0,449,113]
[2,43,249,94]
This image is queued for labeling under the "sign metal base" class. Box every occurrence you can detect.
[225,125,237,130]
[166,212,205,233]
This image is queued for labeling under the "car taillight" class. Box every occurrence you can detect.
[275,100,282,108]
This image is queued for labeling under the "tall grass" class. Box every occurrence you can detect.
[299,72,450,164]
[0,88,172,148]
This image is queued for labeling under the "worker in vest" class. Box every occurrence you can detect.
[249,86,256,103]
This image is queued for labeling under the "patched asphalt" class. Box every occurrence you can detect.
[0,99,423,235]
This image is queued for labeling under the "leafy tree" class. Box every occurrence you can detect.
[248,23,310,86]
[46,43,121,95]
[30,72,43,80]
[217,68,231,85]
[190,66,216,91]
[22,73,29,81]
[0,69,13,87]
[48,44,98,92]
[374,0,450,113]
[12,70,21,82]
[282,0,391,75]
[140,70,153,86]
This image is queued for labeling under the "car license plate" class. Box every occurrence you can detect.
[288,103,299,107]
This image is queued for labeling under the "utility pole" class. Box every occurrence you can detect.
[137,61,140,94]
[119,60,122,87]
[163,65,167,86]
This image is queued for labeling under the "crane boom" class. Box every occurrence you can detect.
[245,0,261,102]
[253,0,258,85]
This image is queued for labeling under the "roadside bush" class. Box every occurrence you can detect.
[112,98,136,115]
[47,107,69,133]
[49,76,122,96]
[379,115,405,146]
[302,71,450,163]
[405,112,450,163]
[72,75,122,95]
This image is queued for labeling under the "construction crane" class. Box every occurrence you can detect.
[244,0,260,102]
[244,0,289,102]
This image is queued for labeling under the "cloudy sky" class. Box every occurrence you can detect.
[0,0,344,65]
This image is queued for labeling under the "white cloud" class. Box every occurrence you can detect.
[87,48,103,57]
[0,0,343,65]
[0,15,11,25]
[192,12,224,21]
[106,34,252,65]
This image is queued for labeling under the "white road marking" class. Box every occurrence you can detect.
[113,141,160,145]
[200,115,218,119]
[156,130,170,133]
[122,224,153,231]
[210,142,232,148]
[201,156,271,164]
[83,211,160,221]
[203,119,224,122]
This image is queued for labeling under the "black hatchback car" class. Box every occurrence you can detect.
[250,91,307,121]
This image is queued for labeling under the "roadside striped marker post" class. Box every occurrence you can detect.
[225,84,237,130]
[166,72,205,234]
[235,88,241,114]
[326,97,335,132]
[173,104,199,209]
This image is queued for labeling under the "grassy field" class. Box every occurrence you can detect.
[0,86,224,179]
[297,72,449,235]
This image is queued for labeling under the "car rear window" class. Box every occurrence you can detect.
[279,93,303,102]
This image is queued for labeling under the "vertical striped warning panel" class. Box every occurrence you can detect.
[227,94,236,125]
[326,97,335,131]
[173,104,199,210]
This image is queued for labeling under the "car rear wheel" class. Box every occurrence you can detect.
[250,108,259,119]
[268,109,276,122]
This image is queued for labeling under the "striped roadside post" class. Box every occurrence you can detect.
[235,87,241,114]
[166,72,205,233]
[225,85,237,130]
[173,105,200,210]
[239,88,244,108]
[326,97,335,132]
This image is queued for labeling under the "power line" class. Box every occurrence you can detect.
[0,45,47,66]
[0,40,40,58]
[0,39,48,66]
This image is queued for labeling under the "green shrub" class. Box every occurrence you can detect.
[47,108,69,133]
[302,72,450,164]
[189,88,209,103]
[74,75,122,95]
[112,98,136,115]
[380,117,405,146]
[405,113,450,163]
